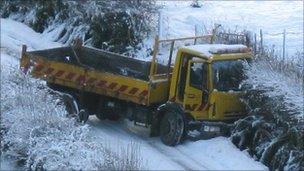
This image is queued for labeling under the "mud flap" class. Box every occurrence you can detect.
[60,92,90,123]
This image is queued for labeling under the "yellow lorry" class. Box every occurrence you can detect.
[20,35,251,146]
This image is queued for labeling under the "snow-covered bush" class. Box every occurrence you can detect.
[90,11,148,54]
[230,51,304,170]
[190,0,203,8]
[0,0,157,56]
[0,65,144,170]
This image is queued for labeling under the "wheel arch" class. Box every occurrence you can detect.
[157,101,194,121]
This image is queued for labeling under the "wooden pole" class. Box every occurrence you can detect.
[194,25,198,44]
[254,33,257,55]
[236,35,239,44]
[158,12,162,39]
[21,45,27,55]
[283,29,286,60]
[211,28,216,44]
[260,29,263,55]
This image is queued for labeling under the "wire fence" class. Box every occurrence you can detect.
[255,29,303,60]
[157,13,303,62]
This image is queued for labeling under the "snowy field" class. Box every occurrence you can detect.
[158,1,303,57]
[0,18,267,170]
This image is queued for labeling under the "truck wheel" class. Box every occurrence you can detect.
[160,111,185,146]
[95,99,120,121]
[78,109,89,123]
[96,108,120,121]
[95,100,106,121]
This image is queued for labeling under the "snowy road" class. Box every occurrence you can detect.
[1,18,267,170]
[88,117,266,170]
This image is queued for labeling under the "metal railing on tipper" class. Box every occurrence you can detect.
[149,34,213,80]
[148,30,249,80]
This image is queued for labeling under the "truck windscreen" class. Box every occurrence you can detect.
[212,59,247,91]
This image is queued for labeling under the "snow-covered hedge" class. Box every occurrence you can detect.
[230,52,304,170]
[0,0,157,56]
[0,65,143,170]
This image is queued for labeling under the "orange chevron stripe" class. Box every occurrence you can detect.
[46,68,148,99]
[54,70,65,77]
[45,67,54,75]
[139,90,148,97]
[34,64,44,72]
[76,75,86,83]
[87,78,97,84]
[108,82,118,89]
[196,104,206,111]
[118,85,128,92]
[129,87,139,94]
[97,80,107,88]
[65,72,76,80]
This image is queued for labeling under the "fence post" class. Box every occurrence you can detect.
[194,25,198,44]
[254,33,257,54]
[236,35,239,44]
[260,29,263,55]
[283,29,286,60]
[158,12,162,39]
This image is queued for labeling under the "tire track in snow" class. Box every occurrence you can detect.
[103,121,206,170]
[175,145,217,170]
[146,140,210,170]
[87,117,210,170]
[88,118,186,170]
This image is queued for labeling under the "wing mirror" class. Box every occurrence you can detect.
[202,88,209,95]
[202,88,209,105]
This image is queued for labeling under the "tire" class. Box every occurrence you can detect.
[95,100,106,121]
[78,109,89,123]
[95,99,120,121]
[160,111,185,146]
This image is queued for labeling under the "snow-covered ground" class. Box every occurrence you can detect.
[158,1,303,57]
[89,118,267,170]
[1,18,267,170]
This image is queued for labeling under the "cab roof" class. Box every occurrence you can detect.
[180,44,251,60]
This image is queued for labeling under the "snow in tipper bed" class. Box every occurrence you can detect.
[1,18,267,170]
[184,44,249,57]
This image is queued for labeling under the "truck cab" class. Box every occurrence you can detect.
[158,44,251,145]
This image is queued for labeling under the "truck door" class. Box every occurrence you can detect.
[183,60,209,119]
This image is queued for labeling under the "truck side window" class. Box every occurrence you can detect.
[190,62,207,90]
[178,54,189,101]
